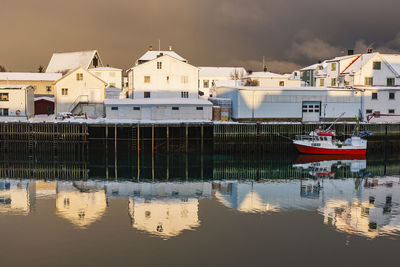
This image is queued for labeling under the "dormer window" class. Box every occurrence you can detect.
[373,61,381,70]
[157,62,162,69]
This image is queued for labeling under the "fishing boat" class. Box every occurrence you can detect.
[293,113,367,155]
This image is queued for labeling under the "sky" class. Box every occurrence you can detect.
[1,0,400,73]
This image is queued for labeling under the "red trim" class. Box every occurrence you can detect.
[340,55,362,74]
[295,144,366,155]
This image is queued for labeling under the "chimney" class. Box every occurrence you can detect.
[367,48,373,54]
[263,66,267,72]
[348,49,354,55]
[168,45,172,51]
[149,45,153,51]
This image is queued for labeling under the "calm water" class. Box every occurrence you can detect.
[1,147,400,266]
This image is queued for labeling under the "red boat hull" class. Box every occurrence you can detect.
[295,144,366,155]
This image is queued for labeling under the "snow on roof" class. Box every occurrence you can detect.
[326,54,360,63]
[381,54,400,76]
[300,62,327,71]
[0,72,62,81]
[34,96,55,102]
[89,67,122,71]
[138,51,186,62]
[105,98,212,106]
[199,67,247,77]
[245,71,286,79]
[46,50,102,73]
[219,85,357,91]
[0,84,32,90]
[340,53,378,74]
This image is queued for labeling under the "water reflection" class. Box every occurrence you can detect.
[1,152,400,239]
[55,182,107,229]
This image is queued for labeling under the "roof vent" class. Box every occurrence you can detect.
[318,60,322,64]
[149,45,153,51]
[168,45,172,51]
[263,66,267,72]
[367,48,373,54]
[348,49,354,55]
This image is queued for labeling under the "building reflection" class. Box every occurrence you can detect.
[0,180,34,215]
[55,181,107,229]
[115,182,212,239]
[322,177,400,238]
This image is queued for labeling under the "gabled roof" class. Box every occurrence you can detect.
[199,67,247,77]
[0,85,32,90]
[46,50,103,74]
[0,72,62,81]
[89,67,122,71]
[55,66,107,85]
[137,50,186,63]
[130,54,197,71]
[340,53,378,74]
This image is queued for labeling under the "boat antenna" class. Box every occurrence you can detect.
[326,112,346,131]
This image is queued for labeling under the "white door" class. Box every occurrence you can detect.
[302,101,320,122]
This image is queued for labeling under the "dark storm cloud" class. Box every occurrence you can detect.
[1,0,400,73]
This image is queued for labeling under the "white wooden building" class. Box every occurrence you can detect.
[244,71,301,87]
[54,67,107,118]
[0,85,35,120]
[127,53,199,99]
[104,98,212,120]
[199,67,247,97]
[89,67,123,89]
[215,86,362,122]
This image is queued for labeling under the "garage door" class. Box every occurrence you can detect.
[302,101,321,122]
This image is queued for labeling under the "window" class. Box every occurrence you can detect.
[387,78,395,86]
[331,78,336,86]
[389,92,395,100]
[365,77,373,86]
[196,107,203,110]
[111,107,118,111]
[172,107,179,110]
[366,109,373,114]
[144,76,151,83]
[279,81,285,87]
[0,93,9,101]
[166,76,170,83]
[319,79,324,87]
[389,109,395,114]
[181,91,189,98]
[157,62,162,69]
[46,86,51,92]
[133,107,140,111]
[331,63,336,71]
[203,80,209,88]
[144,92,151,98]
[61,88,68,96]
[0,108,9,116]
[373,61,381,70]
[181,76,189,84]
[371,92,378,100]
[76,73,83,81]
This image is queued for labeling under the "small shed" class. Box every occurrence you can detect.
[34,96,55,115]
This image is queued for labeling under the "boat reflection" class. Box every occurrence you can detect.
[293,154,367,178]
[0,177,398,239]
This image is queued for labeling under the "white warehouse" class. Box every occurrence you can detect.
[104,98,212,121]
[215,86,363,122]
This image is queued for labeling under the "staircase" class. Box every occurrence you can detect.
[68,95,89,114]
